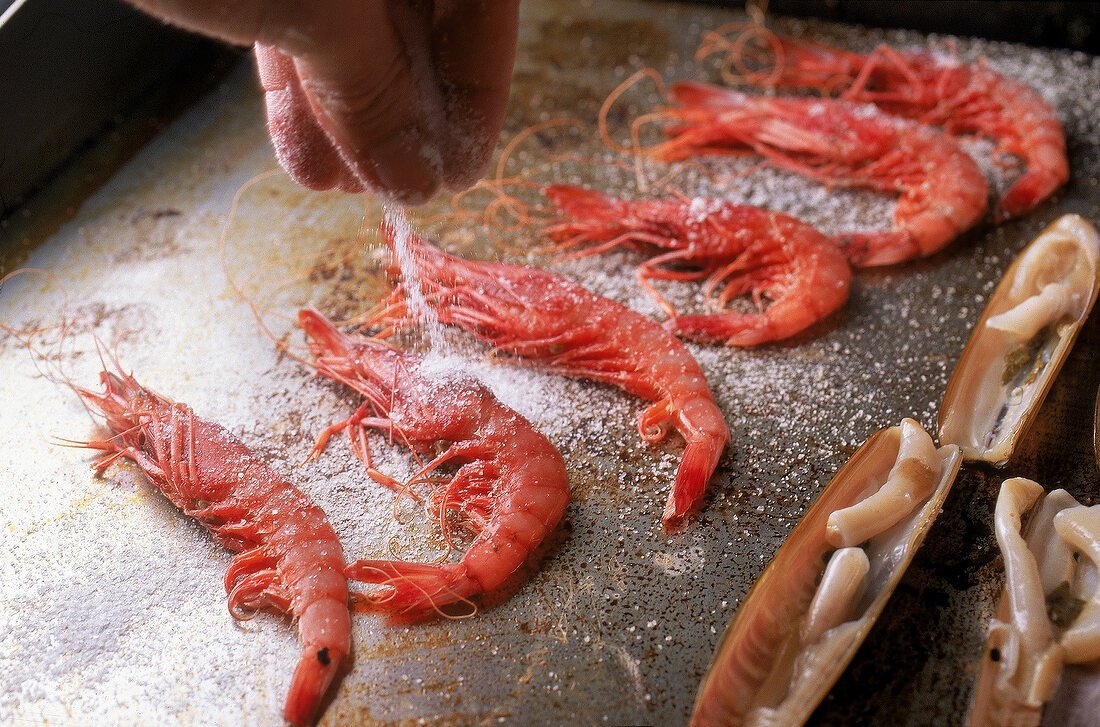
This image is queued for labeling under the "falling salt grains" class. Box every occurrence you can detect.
[383,205,448,353]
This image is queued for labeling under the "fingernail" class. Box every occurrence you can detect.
[366,131,442,205]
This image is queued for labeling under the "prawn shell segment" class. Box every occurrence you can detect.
[938,214,1100,465]
[969,482,1100,726]
[690,419,962,727]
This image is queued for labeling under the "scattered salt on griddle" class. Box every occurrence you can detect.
[3,5,1100,726]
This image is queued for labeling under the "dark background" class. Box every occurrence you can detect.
[689,1,1100,53]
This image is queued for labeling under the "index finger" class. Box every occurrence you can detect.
[429,0,522,189]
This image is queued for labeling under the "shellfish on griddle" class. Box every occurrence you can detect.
[690,419,962,727]
[1094,385,1099,473]
[969,479,1100,727]
[939,214,1100,465]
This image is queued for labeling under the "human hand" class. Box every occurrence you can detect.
[126,1,521,204]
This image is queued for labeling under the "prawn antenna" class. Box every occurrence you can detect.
[218,168,381,369]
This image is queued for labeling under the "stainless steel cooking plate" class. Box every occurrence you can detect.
[1,2,1099,725]
[0,0,229,217]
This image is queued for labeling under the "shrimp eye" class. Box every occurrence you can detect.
[989,648,1001,663]
[316,647,331,666]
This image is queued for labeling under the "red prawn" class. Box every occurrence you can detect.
[298,308,570,615]
[542,184,851,345]
[367,222,730,526]
[648,81,990,267]
[74,365,350,727]
[704,28,1067,220]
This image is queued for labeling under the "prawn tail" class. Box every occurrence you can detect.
[664,436,725,526]
[283,646,343,727]
[997,167,1067,222]
[345,559,474,614]
[664,282,848,347]
[832,230,920,268]
[284,598,351,727]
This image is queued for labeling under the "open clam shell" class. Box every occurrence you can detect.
[690,419,963,727]
[939,214,1100,465]
[969,480,1100,727]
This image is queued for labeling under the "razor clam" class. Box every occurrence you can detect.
[970,480,1100,727]
[1094,385,1099,473]
[690,419,962,727]
[939,214,1100,465]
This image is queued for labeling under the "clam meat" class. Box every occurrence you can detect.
[970,480,1100,727]
[939,214,1100,465]
[690,419,962,727]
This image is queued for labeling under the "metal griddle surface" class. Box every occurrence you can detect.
[2,2,1100,725]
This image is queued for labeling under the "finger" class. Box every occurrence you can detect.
[128,0,444,204]
[431,0,521,189]
[130,1,522,201]
[290,2,444,204]
[121,0,271,46]
[255,44,363,193]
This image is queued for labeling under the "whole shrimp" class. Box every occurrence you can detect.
[703,28,1067,220]
[650,81,990,267]
[542,184,852,345]
[74,364,350,727]
[298,308,570,615]
[367,222,730,526]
